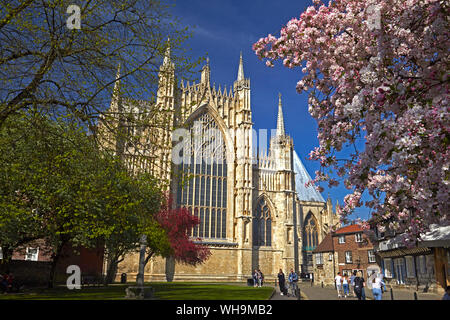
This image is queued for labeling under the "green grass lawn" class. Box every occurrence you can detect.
[0,282,274,300]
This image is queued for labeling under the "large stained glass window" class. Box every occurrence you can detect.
[176,112,227,239]
[253,198,272,246]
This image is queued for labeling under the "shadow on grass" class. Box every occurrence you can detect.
[0,282,274,300]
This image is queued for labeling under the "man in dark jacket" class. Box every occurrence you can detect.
[353,271,366,300]
[277,269,286,295]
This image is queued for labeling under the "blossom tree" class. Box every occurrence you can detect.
[253,0,449,244]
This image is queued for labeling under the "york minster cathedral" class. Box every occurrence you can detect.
[99,44,340,282]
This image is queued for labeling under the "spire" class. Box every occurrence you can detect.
[277,93,285,136]
[110,63,121,112]
[113,63,121,94]
[201,57,210,85]
[237,51,244,81]
[162,37,172,67]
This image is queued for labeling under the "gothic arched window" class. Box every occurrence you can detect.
[304,213,319,251]
[176,112,227,239]
[253,198,272,246]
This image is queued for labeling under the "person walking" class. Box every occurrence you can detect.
[442,286,450,300]
[371,274,387,300]
[353,271,366,300]
[257,269,264,287]
[334,272,343,298]
[350,270,357,297]
[342,273,349,298]
[252,269,258,287]
[277,269,286,296]
[288,268,298,297]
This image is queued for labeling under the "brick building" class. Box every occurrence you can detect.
[1,240,104,286]
[313,224,379,287]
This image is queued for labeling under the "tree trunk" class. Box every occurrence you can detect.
[136,234,147,287]
[48,241,65,289]
[0,247,13,274]
[104,253,123,285]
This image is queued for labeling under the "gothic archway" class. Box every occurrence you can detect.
[252,197,272,246]
[303,212,319,251]
[175,111,228,239]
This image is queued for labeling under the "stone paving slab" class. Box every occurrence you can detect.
[298,283,443,300]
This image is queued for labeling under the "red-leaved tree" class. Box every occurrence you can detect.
[143,195,211,268]
[156,197,211,265]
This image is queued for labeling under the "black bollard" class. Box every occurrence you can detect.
[414,292,418,300]
[296,287,301,300]
[321,281,324,288]
[390,288,394,300]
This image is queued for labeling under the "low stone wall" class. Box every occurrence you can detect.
[6,260,52,286]
[384,277,442,294]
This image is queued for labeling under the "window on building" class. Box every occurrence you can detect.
[343,269,352,277]
[405,256,416,278]
[426,255,434,275]
[355,233,363,243]
[383,258,393,278]
[419,255,427,274]
[315,253,323,265]
[345,251,353,263]
[306,252,313,265]
[328,253,333,261]
[303,213,319,251]
[368,250,376,263]
[25,247,39,261]
[176,112,228,239]
[253,198,272,246]
[338,235,345,244]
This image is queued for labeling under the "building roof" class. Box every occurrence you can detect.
[313,233,334,253]
[418,224,450,248]
[293,151,325,202]
[334,224,363,235]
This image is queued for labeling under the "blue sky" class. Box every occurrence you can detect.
[170,0,371,220]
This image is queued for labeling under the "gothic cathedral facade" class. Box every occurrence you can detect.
[100,45,340,282]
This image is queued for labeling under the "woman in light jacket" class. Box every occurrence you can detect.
[371,274,387,300]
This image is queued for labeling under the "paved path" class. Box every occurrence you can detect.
[270,285,305,300]
[297,283,442,300]
[270,282,443,300]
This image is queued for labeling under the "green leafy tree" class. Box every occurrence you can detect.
[0,0,200,130]
[0,113,169,287]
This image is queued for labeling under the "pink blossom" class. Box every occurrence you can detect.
[253,0,449,243]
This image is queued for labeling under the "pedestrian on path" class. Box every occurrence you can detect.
[371,274,387,300]
[257,269,264,287]
[442,286,450,300]
[253,269,258,287]
[335,272,343,298]
[354,271,366,300]
[288,268,298,297]
[350,270,356,297]
[342,273,349,298]
[278,269,286,296]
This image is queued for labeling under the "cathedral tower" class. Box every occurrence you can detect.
[102,47,338,283]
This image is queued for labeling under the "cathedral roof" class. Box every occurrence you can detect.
[293,150,325,203]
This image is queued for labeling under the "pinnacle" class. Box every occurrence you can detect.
[277,93,285,136]
[237,51,244,81]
